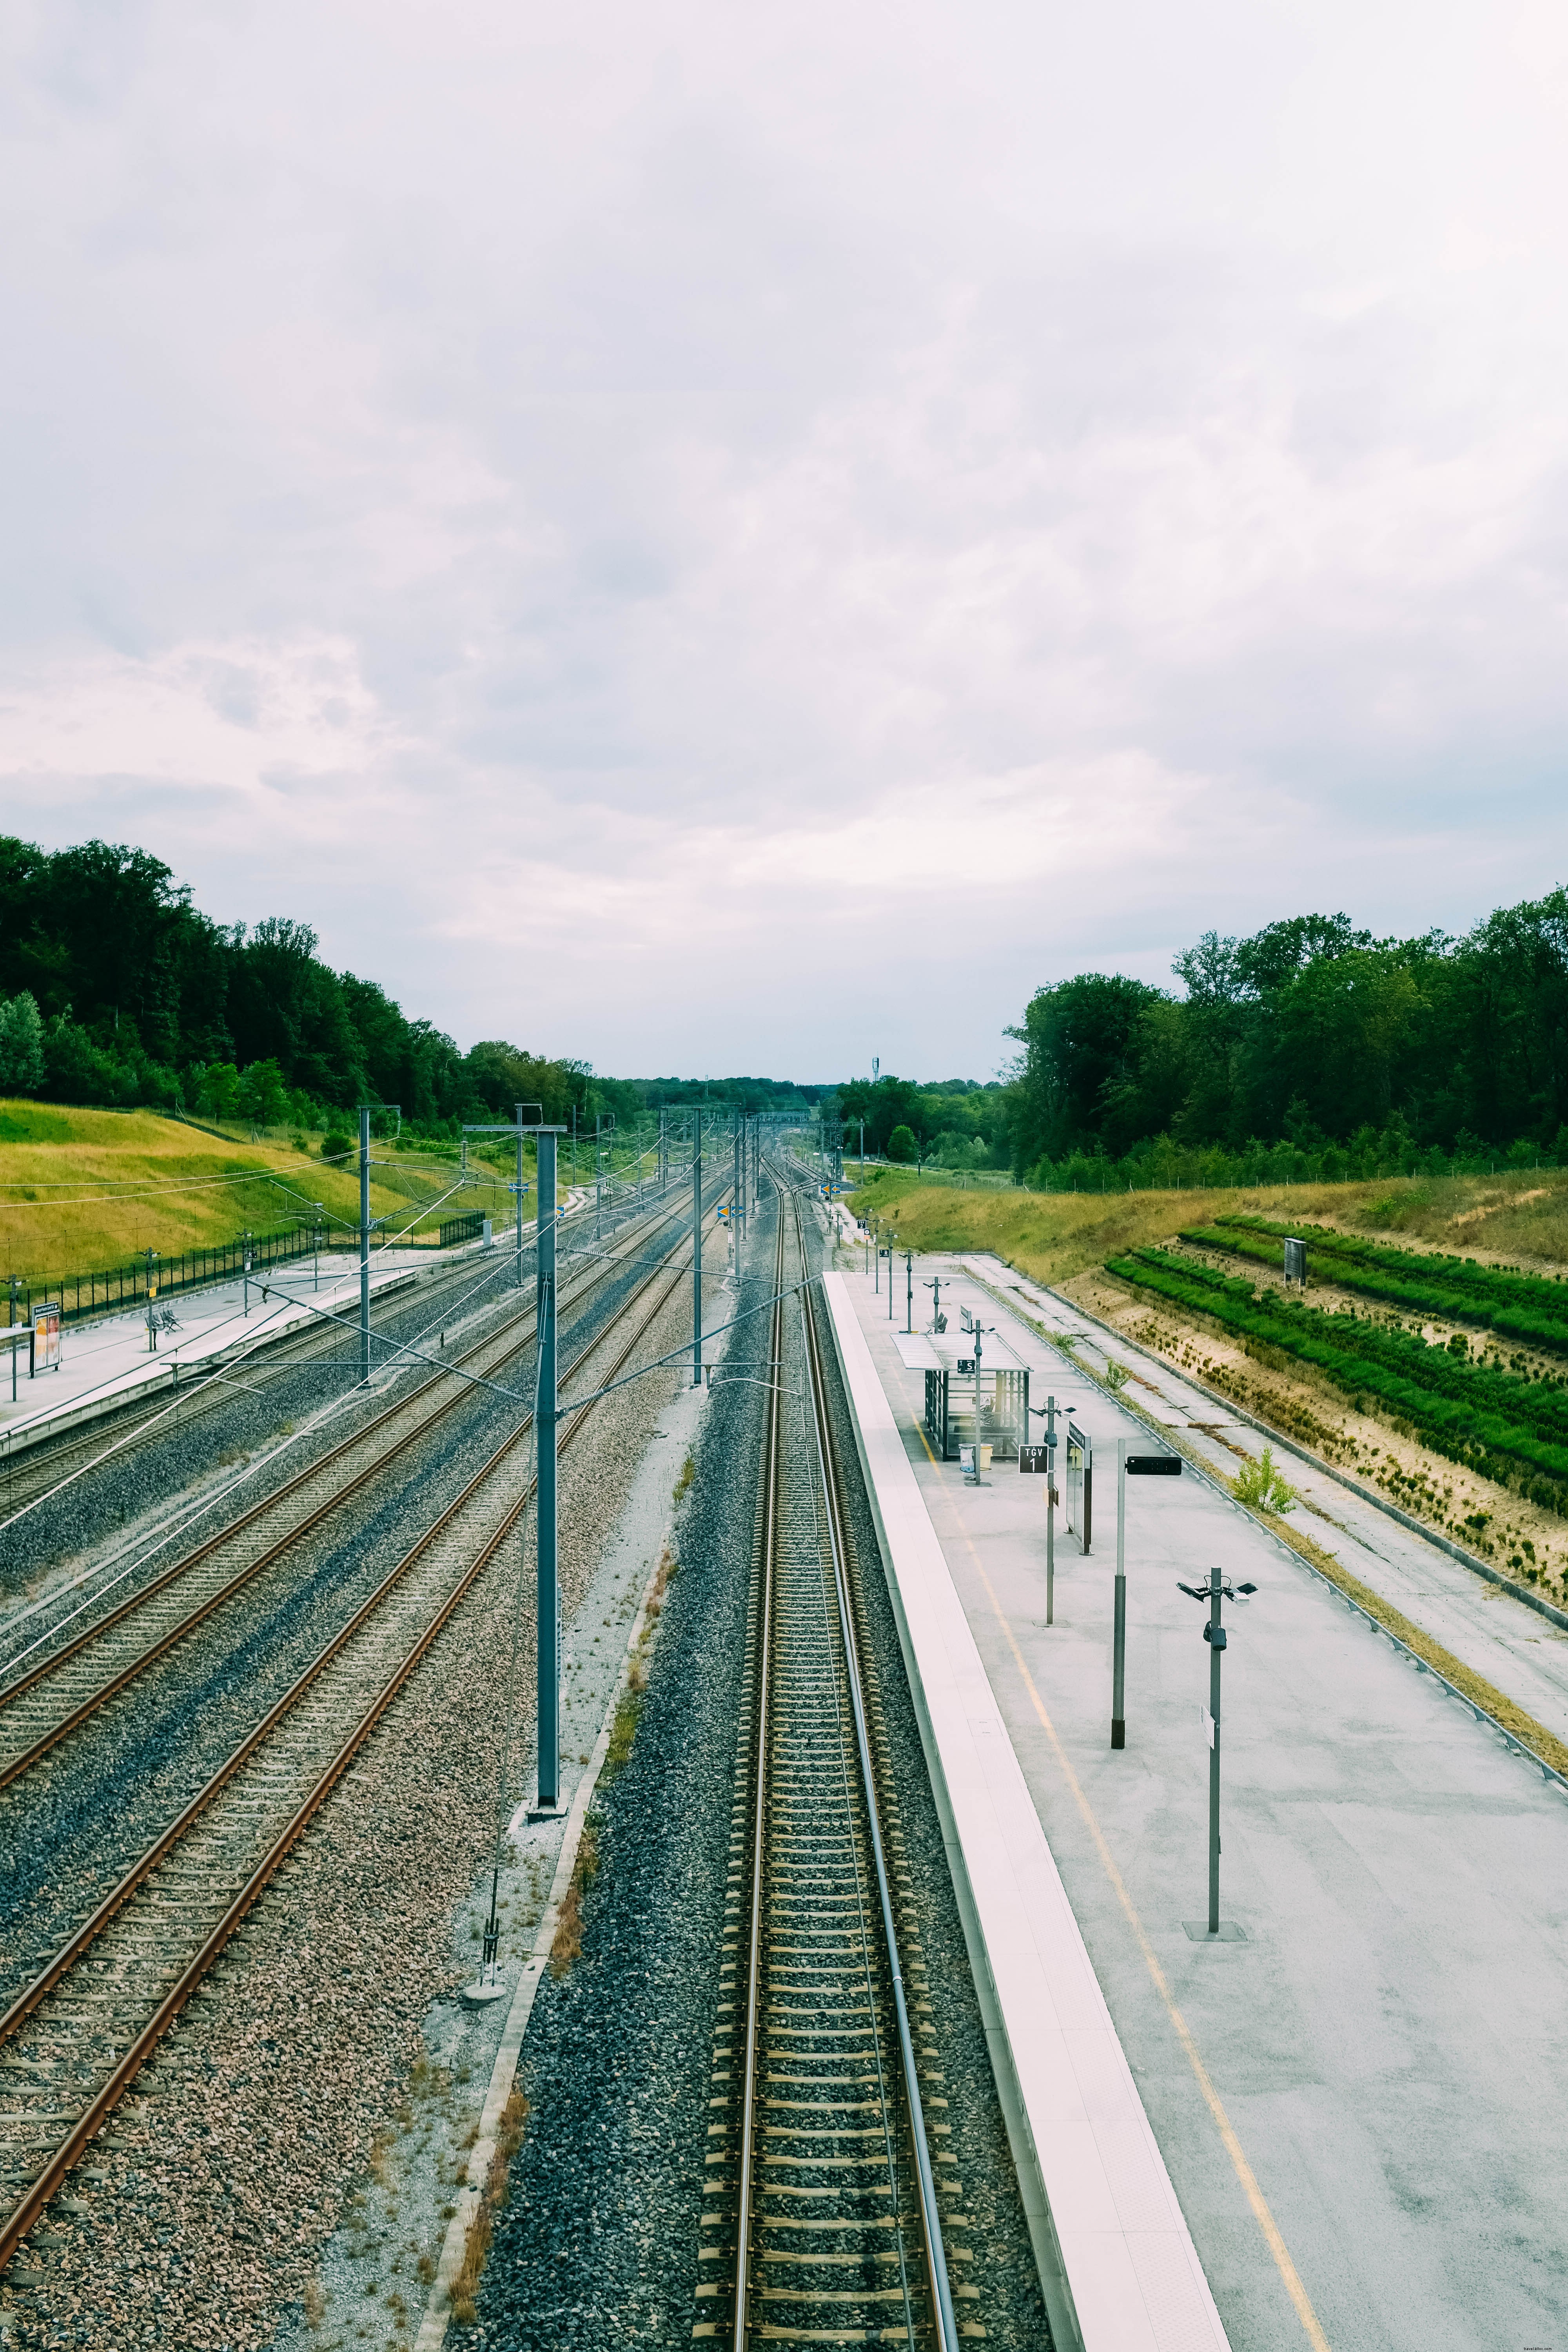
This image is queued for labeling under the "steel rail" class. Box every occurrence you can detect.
[722,1167,956,2352]
[0,1189,695,1789]
[730,1196,784,2342]
[794,1186,959,2352]
[0,1196,719,2269]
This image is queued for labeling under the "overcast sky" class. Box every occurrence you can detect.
[3,0,1566,1083]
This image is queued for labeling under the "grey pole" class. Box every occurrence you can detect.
[1111,1438,1127,1747]
[515,1104,527,1290]
[313,1202,322,1292]
[904,1249,913,1334]
[1208,1566,1223,1934]
[887,1234,897,1320]
[734,1118,742,1243]
[692,1114,703,1386]
[1045,1393,1056,1626]
[359,1108,372,1383]
[536,1127,563,1813]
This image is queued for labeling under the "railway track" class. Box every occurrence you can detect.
[0,1183,694,1792]
[0,1186,721,2270]
[697,1174,967,2348]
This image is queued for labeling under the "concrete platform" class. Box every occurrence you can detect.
[825,1259,1568,2352]
[0,1248,446,1461]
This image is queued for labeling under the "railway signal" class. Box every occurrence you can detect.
[1111,1439,1184,1748]
[1177,1570,1257,1935]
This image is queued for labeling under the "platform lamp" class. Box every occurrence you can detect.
[1177,1570,1257,1935]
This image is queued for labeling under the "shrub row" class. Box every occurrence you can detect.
[1106,1249,1568,1512]
[1186,1214,1568,1358]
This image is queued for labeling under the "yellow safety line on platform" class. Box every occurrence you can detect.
[906,1410,1330,2352]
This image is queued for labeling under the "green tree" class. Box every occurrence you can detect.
[236,1058,290,1128]
[0,991,45,1094]
[887,1125,917,1163]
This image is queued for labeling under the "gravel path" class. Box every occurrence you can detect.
[0,1212,708,2350]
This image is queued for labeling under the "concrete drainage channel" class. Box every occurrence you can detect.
[267,1299,723,2352]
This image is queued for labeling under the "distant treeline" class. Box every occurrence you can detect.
[828,893,1568,1191]
[0,837,831,1137]
[827,1076,1010,1169]
[1008,898,1568,1187]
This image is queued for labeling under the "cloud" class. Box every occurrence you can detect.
[3,0,1568,1078]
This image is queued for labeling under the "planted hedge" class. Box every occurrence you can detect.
[1106,1247,1568,1512]
[1181,1214,1568,1357]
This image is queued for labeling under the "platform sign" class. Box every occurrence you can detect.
[33,1301,61,1374]
[1065,1420,1092,1552]
[957,1357,975,1374]
[1019,1443,1055,1472]
[1125,1454,1181,1476]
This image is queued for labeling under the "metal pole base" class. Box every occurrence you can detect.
[1110,1719,1125,1749]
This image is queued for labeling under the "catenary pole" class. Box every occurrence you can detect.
[359,1106,371,1384]
[515,1104,527,1289]
[535,1125,564,1812]
[692,1112,704,1385]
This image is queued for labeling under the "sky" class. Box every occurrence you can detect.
[2,0,1567,1083]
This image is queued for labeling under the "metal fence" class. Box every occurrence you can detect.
[439,1211,487,1248]
[4,1222,337,1330]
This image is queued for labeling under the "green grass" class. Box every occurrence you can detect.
[0,1100,518,1282]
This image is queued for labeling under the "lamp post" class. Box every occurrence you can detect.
[1178,1570,1256,1935]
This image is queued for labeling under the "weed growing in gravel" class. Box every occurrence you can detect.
[451,2089,530,2323]
[673,1452,695,1501]
[549,1824,600,1976]
[303,2278,327,2328]
[1231,1445,1298,1515]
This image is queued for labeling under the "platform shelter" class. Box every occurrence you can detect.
[921,1327,1029,1461]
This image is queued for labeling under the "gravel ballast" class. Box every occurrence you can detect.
[0,1207,711,2349]
[459,1180,1050,2351]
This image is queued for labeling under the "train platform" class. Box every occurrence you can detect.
[823,1256,1568,2352]
[0,1246,444,1461]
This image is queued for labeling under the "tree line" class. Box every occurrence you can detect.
[1005,895,1568,1189]
[0,837,601,1132]
[827,891,1568,1192]
[0,836,834,1139]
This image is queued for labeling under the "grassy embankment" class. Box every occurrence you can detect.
[0,1101,523,1283]
[852,1162,1568,1586]
[849,1163,1568,1285]
[851,1163,1568,1770]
